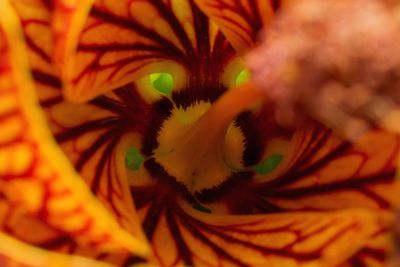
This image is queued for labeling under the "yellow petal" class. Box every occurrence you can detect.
[134,195,380,267]
[254,123,400,212]
[53,0,212,102]
[194,0,282,52]
[10,0,148,257]
[0,0,149,257]
[0,231,113,267]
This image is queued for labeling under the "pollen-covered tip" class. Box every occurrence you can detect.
[247,0,400,139]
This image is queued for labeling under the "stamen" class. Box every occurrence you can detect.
[150,73,174,95]
[155,82,264,193]
[192,202,212,213]
[125,146,144,171]
[235,69,251,86]
[254,154,283,174]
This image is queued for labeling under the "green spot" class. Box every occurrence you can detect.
[192,203,211,213]
[254,154,283,174]
[150,73,174,95]
[235,69,251,86]
[125,147,144,171]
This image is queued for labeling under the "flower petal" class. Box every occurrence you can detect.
[194,122,399,215]
[193,0,282,52]
[39,83,151,245]
[340,216,393,267]
[0,230,114,267]
[129,190,380,267]
[0,0,149,256]
[12,0,150,259]
[256,125,399,211]
[53,0,228,102]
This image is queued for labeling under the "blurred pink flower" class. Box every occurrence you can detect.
[248,0,400,139]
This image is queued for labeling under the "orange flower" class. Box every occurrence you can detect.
[0,0,398,266]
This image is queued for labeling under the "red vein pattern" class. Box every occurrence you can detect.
[194,0,282,52]
[127,189,382,266]
[1,0,398,266]
[55,0,235,101]
[0,0,148,260]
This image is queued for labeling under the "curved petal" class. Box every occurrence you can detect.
[0,231,113,267]
[0,194,130,265]
[193,0,284,52]
[129,189,381,267]
[339,216,393,267]
[199,122,399,214]
[0,0,149,256]
[11,0,63,111]
[257,126,400,211]
[53,0,233,102]
[11,0,57,77]
[12,0,148,246]
[39,84,151,246]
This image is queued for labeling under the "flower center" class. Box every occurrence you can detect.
[153,83,264,193]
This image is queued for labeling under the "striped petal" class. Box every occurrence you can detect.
[12,0,149,260]
[339,216,393,267]
[128,189,381,266]
[43,86,151,244]
[0,231,113,267]
[3,1,397,266]
[194,0,284,52]
[53,0,233,102]
[194,121,399,216]
[0,0,149,257]
[255,124,399,212]
[0,195,125,265]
